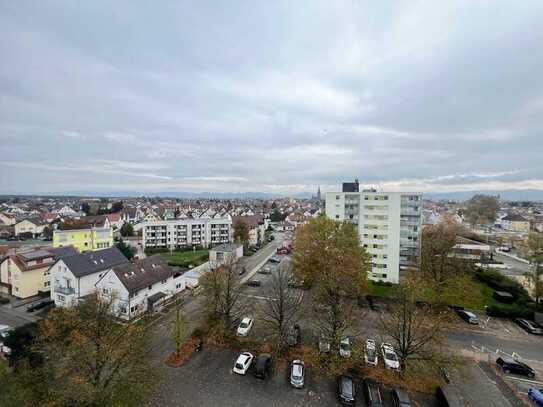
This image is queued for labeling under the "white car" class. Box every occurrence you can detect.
[381,343,400,371]
[233,352,254,375]
[237,317,254,336]
[364,339,378,366]
[0,324,12,356]
[339,337,351,358]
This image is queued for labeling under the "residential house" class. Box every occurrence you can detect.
[14,217,48,237]
[53,216,113,252]
[95,255,185,320]
[0,249,55,298]
[501,214,530,233]
[0,213,16,226]
[54,205,79,217]
[106,213,122,230]
[231,215,266,245]
[273,221,295,232]
[50,246,129,307]
[209,243,243,267]
[120,207,143,223]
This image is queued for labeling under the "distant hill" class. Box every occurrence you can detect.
[425,189,543,202]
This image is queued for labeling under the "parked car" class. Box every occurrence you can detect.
[233,352,254,375]
[268,256,281,264]
[528,387,543,406]
[496,357,535,378]
[0,324,11,340]
[290,359,305,388]
[367,296,382,312]
[319,335,331,353]
[391,388,411,407]
[246,279,261,287]
[381,343,400,371]
[456,309,479,325]
[339,337,351,358]
[258,266,272,274]
[514,318,543,335]
[364,379,383,407]
[238,266,247,275]
[236,317,254,336]
[286,324,301,346]
[27,299,54,313]
[364,339,378,366]
[254,353,272,379]
[337,375,356,406]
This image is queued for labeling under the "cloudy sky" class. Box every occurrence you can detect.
[1,1,542,196]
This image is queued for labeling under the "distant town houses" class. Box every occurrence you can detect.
[231,215,266,245]
[14,217,48,237]
[500,213,531,233]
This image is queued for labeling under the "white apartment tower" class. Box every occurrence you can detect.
[325,187,422,284]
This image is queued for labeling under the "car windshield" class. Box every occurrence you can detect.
[235,363,243,369]
[240,321,249,328]
[366,349,376,359]
[292,365,303,379]
[340,343,349,350]
[386,352,398,361]
[341,379,353,396]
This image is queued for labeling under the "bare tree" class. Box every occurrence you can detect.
[171,296,186,356]
[378,281,448,372]
[200,257,247,335]
[259,260,301,349]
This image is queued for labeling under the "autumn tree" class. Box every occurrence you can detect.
[28,293,156,406]
[120,222,134,237]
[521,232,543,306]
[293,216,370,351]
[200,258,247,335]
[416,219,479,306]
[464,194,500,227]
[378,280,449,372]
[233,221,250,244]
[171,297,186,356]
[258,259,301,350]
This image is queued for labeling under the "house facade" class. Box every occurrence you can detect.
[14,218,47,237]
[209,243,243,267]
[501,214,530,233]
[142,215,232,249]
[95,255,185,320]
[0,249,55,298]
[53,216,113,252]
[325,188,422,284]
[49,247,129,307]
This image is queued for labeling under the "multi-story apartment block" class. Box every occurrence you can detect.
[142,215,232,249]
[325,187,422,284]
[53,216,113,252]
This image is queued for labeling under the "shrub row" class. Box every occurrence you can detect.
[486,303,534,319]
[475,269,531,304]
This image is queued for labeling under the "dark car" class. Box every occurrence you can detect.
[391,388,411,407]
[238,266,247,275]
[27,299,54,313]
[514,318,543,335]
[254,353,272,379]
[268,257,281,264]
[338,375,356,406]
[496,357,535,378]
[364,379,383,407]
[286,324,301,346]
[366,296,382,312]
[246,280,261,287]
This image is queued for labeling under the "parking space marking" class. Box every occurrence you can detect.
[505,376,543,385]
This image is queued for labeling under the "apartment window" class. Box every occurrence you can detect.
[57,294,65,302]
[44,281,50,287]
[161,279,167,284]
[336,195,340,200]
[119,306,127,314]
[148,284,153,290]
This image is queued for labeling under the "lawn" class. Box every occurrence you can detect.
[367,282,396,298]
[159,249,209,267]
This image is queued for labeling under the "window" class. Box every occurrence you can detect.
[335,215,339,219]
[119,305,127,314]
[336,195,340,200]
[57,294,65,301]
[148,284,153,290]
[44,281,50,287]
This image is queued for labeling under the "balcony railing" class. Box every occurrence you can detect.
[55,285,75,295]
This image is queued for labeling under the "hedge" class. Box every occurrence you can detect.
[486,303,534,319]
[475,269,531,304]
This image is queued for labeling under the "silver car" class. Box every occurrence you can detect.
[290,359,305,388]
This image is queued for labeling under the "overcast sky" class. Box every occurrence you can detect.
[1,1,542,196]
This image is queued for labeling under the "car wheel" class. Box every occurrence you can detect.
[529,373,535,378]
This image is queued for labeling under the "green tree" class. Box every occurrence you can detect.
[120,222,134,237]
[233,221,249,244]
[464,195,500,227]
[270,208,285,222]
[522,232,543,306]
[81,202,91,215]
[116,239,135,260]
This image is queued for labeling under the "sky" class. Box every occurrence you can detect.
[1,0,543,196]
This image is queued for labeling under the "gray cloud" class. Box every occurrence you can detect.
[1,0,542,195]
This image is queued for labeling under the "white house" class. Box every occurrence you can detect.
[50,247,129,307]
[209,243,243,267]
[95,255,185,320]
[14,218,47,237]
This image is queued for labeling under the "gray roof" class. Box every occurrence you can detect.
[46,246,79,260]
[62,247,129,278]
[502,214,529,222]
[211,243,242,253]
[19,249,54,261]
[112,255,173,294]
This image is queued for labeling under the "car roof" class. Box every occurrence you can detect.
[292,363,304,376]
[393,388,410,402]
[0,324,11,331]
[340,375,354,395]
[238,352,252,361]
[241,317,252,323]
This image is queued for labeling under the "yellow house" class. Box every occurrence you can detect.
[53,216,114,252]
[501,214,530,233]
[0,249,55,298]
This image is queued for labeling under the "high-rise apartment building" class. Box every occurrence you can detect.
[325,187,422,283]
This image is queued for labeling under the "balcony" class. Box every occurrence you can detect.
[55,285,75,295]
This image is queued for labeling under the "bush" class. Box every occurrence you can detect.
[486,303,534,319]
[475,269,531,304]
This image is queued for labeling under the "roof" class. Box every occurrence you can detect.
[62,247,129,278]
[16,217,47,227]
[19,249,53,261]
[231,215,264,228]
[112,255,173,294]
[59,215,108,230]
[211,243,242,253]
[46,246,79,260]
[502,214,529,222]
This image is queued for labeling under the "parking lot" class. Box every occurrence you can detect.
[148,348,437,407]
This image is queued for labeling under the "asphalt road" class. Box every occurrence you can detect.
[493,252,532,276]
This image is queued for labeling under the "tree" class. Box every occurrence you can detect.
[200,259,246,335]
[378,280,448,372]
[270,208,285,222]
[116,239,135,260]
[28,293,156,406]
[81,202,91,215]
[416,219,479,306]
[258,260,301,350]
[233,221,249,244]
[171,297,186,356]
[464,195,500,227]
[522,232,543,306]
[111,201,124,213]
[293,217,370,351]
[120,222,134,237]
[42,225,53,241]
